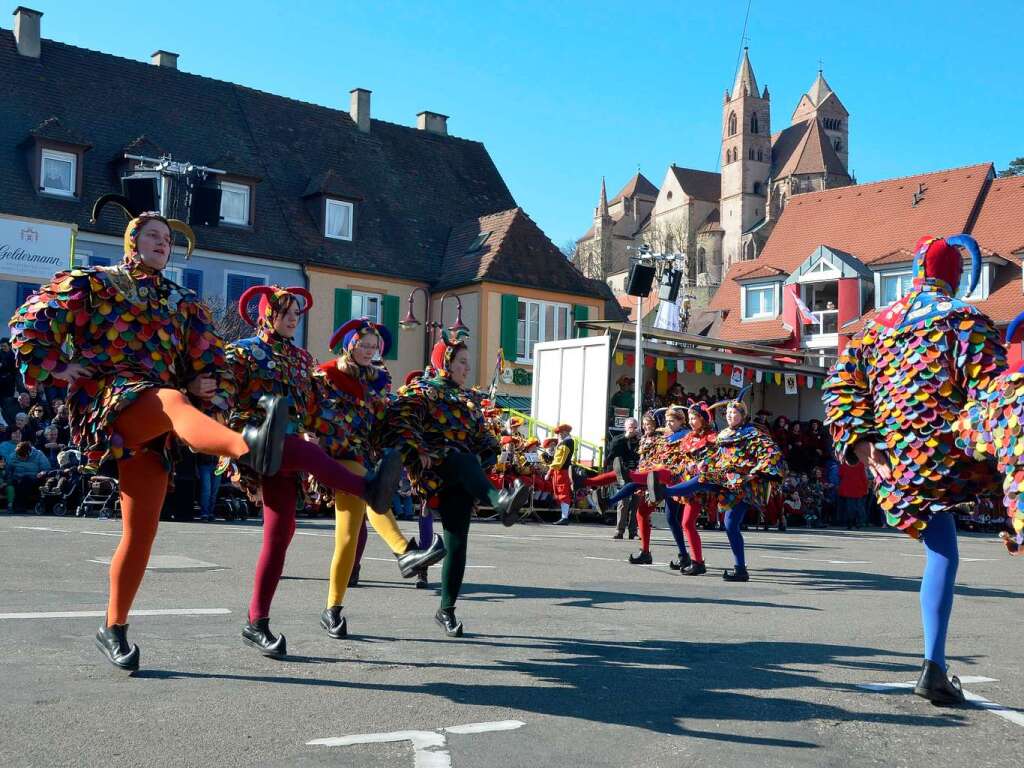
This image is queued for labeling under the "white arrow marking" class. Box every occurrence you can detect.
[858,677,1024,727]
[308,720,525,768]
[0,608,231,620]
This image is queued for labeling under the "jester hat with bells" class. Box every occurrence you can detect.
[91,193,195,270]
[429,329,470,380]
[238,285,314,331]
[330,317,393,359]
[881,234,982,329]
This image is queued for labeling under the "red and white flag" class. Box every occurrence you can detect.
[792,294,817,325]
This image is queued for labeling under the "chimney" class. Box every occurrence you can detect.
[416,111,448,136]
[150,50,179,69]
[13,6,42,58]
[349,88,371,133]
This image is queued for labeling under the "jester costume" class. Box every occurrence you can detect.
[649,399,786,581]
[316,318,446,638]
[549,425,575,525]
[824,234,1005,705]
[8,201,287,671]
[377,332,530,636]
[224,287,404,658]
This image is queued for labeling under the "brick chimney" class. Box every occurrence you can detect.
[350,88,371,133]
[150,50,179,69]
[416,111,448,136]
[13,6,42,58]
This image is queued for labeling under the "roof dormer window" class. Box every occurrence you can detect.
[40,148,77,197]
[325,198,354,241]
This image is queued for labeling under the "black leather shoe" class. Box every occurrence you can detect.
[415,570,429,589]
[552,517,570,526]
[628,550,653,565]
[238,394,290,476]
[722,566,750,582]
[613,456,629,486]
[348,566,360,588]
[320,606,347,639]
[496,480,531,526]
[95,624,139,671]
[913,660,966,706]
[435,607,463,637]
[363,449,403,514]
[612,531,624,540]
[242,617,287,658]
[646,471,667,503]
[683,560,707,576]
[669,552,692,571]
[397,533,446,578]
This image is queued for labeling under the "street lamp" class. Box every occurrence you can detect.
[400,288,469,366]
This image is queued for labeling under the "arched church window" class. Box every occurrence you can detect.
[697,247,706,274]
[749,149,755,160]
[753,182,762,195]
[751,113,759,133]
[757,149,763,161]
[728,112,737,136]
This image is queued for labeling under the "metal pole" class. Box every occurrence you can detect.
[634,294,643,422]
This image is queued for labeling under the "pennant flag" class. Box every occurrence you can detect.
[784,373,798,395]
[666,358,676,372]
[657,367,669,392]
[755,369,763,383]
[774,372,782,385]
[806,375,815,389]
[729,365,744,387]
[644,355,654,368]
[685,359,696,373]
[626,354,634,366]
[793,293,817,325]
[715,363,723,376]
[745,368,755,382]
[723,363,732,377]
[614,352,624,366]
[694,360,703,374]
[655,356,665,371]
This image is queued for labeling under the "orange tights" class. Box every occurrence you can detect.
[105,388,249,625]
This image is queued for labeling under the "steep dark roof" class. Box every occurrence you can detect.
[437,208,613,301]
[608,172,658,205]
[668,165,720,202]
[0,29,516,283]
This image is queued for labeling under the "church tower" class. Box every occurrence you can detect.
[791,69,850,174]
[720,48,771,269]
[590,177,614,279]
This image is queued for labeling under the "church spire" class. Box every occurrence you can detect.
[807,69,834,106]
[596,176,609,218]
[731,47,759,99]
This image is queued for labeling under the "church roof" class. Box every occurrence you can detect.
[697,208,723,234]
[771,118,849,180]
[731,48,759,99]
[609,172,659,205]
[668,165,721,203]
[807,71,833,106]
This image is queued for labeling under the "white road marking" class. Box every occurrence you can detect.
[898,553,995,562]
[362,556,495,569]
[308,720,525,768]
[762,555,871,565]
[0,608,231,620]
[16,525,120,537]
[857,677,1024,728]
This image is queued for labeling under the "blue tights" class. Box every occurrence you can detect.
[664,498,689,558]
[664,479,747,568]
[608,483,640,505]
[921,512,958,669]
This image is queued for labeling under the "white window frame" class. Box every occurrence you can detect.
[516,298,572,363]
[325,198,354,241]
[955,264,989,302]
[40,148,77,197]
[875,269,914,308]
[740,282,780,320]
[219,181,251,226]
[162,266,184,285]
[351,291,382,323]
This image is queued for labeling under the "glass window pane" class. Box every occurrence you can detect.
[744,289,758,318]
[763,287,775,315]
[366,296,380,322]
[544,305,555,342]
[220,185,249,224]
[326,201,352,239]
[42,156,73,192]
[517,319,526,359]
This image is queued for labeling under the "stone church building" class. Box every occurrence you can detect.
[575,49,853,315]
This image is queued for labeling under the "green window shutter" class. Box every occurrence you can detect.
[332,289,353,351]
[382,294,400,360]
[573,304,589,338]
[500,293,519,360]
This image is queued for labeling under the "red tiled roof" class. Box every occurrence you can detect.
[971,176,1024,258]
[735,264,789,280]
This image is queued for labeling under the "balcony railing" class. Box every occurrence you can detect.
[808,309,838,335]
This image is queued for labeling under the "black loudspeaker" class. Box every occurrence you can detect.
[121,175,159,213]
[626,263,656,297]
[189,185,223,227]
[658,268,682,302]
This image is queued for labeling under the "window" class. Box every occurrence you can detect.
[834,138,843,153]
[697,247,707,274]
[751,113,759,134]
[325,199,353,241]
[516,299,571,362]
[956,266,988,301]
[753,182,763,195]
[748,149,755,160]
[40,148,76,197]
[219,181,251,226]
[351,291,382,322]
[226,272,267,311]
[728,112,737,136]
[466,231,491,253]
[162,266,183,285]
[725,149,731,163]
[757,149,763,161]
[16,282,38,305]
[742,283,778,319]
[879,271,913,306]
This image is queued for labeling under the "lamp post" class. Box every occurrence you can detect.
[399,288,469,368]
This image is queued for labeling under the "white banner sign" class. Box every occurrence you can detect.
[730,365,745,387]
[784,373,798,395]
[0,214,74,281]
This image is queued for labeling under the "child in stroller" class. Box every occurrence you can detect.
[35,449,84,516]
[78,471,121,519]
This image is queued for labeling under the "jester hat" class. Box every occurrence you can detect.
[91,193,196,267]
[912,234,981,296]
[430,329,470,376]
[238,285,313,328]
[330,316,393,357]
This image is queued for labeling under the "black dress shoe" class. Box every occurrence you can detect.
[238,394,290,477]
[628,550,653,565]
[397,533,446,578]
[552,518,570,526]
[320,606,347,639]
[242,617,287,658]
[415,570,429,589]
[669,552,692,571]
[646,471,667,503]
[613,456,628,486]
[496,480,531,527]
[682,560,707,576]
[913,660,966,706]
[722,566,749,582]
[363,449,403,514]
[348,566,360,588]
[95,624,139,671]
[435,607,463,637]
[612,531,624,540]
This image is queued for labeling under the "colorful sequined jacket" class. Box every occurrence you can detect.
[698,423,786,510]
[676,427,718,481]
[640,428,689,477]
[8,264,230,470]
[824,284,1005,537]
[378,376,498,497]
[316,360,391,464]
[636,431,662,471]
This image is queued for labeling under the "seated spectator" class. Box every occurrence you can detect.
[36,425,67,465]
[0,428,23,464]
[804,469,828,527]
[27,403,48,434]
[50,402,71,445]
[5,440,51,513]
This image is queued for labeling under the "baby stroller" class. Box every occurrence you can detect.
[78,473,121,519]
[35,449,85,517]
[213,483,252,521]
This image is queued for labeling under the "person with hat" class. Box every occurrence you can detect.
[825,233,1009,705]
[547,423,576,525]
[378,331,531,636]
[314,319,447,639]
[610,375,635,413]
[8,200,289,671]
[225,290,406,658]
[648,398,786,581]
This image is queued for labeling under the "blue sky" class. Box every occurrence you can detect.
[23,0,1024,249]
